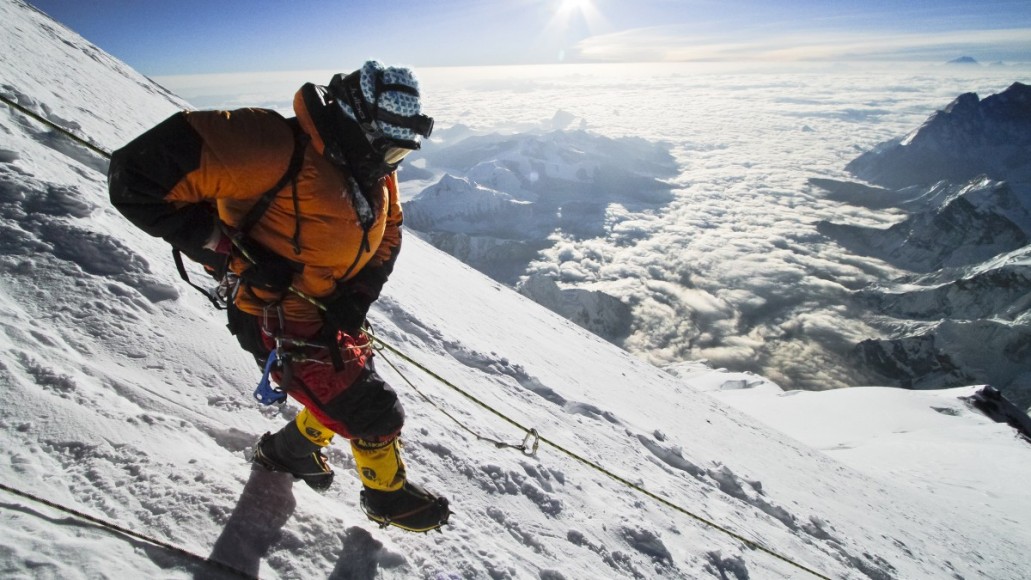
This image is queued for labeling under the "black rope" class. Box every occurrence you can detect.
[0,481,257,579]
[0,92,112,158]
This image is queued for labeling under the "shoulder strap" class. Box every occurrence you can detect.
[237,118,310,236]
[173,117,309,308]
[172,248,227,310]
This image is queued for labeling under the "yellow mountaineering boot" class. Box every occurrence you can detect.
[252,409,335,491]
[353,437,450,532]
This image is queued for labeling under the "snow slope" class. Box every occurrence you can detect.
[2,1,1030,578]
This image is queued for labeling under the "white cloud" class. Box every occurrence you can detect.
[446,61,1031,390]
[160,62,1031,392]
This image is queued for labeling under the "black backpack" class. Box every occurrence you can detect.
[173,117,309,309]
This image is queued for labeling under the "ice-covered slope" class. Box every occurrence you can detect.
[2,1,1031,578]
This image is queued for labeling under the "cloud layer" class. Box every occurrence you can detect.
[412,62,1029,390]
[162,62,1031,390]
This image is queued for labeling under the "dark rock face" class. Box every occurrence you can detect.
[816,178,1030,272]
[961,386,1031,441]
[845,82,1031,189]
[814,83,1031,410]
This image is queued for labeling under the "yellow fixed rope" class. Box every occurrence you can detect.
[2,93,831,580]
[0,93,113,158]
[362,329,831,580]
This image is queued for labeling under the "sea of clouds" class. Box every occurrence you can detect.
[159,61,1030,390]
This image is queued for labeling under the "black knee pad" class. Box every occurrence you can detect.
[320,365,405,440]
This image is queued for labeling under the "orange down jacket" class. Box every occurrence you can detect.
[108,107,403,323]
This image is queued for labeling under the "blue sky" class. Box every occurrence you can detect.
[29,0,1031,75]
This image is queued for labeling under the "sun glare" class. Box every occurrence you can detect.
[543,0,605,61]
[559,0,591,14]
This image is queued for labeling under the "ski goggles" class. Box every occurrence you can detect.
[329,70,434,164]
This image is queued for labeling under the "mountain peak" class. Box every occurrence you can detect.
[846,82,1031,188]
[942,91,980,114]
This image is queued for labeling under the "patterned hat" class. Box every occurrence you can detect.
[333,60,433,148]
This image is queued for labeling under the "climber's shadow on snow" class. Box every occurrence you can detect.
[328,526,407,579]
[204,467,296,579]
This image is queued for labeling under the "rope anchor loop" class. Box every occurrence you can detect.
[518,428,540,456]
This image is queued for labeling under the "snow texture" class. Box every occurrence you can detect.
[1,1,1030,579]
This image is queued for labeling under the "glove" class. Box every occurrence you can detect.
[233,236,298,293]
[322,283,374,334]
[175,245,229,281]
[193,222,234,280]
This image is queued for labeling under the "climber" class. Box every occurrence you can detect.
[108,60,449,532]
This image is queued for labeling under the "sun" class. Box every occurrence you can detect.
[558,0,591,14]
[544,0,604,60]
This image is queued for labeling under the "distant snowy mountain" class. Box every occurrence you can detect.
[859,245,1031,321]
[947,56,981,66]
[407,129,677,247]
[845,82,1031,190]
[815,83,1031,409]
[403,174,549,282]
[403,127,677,337]
[817,177,1030,271]
[3,1,1031,578]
